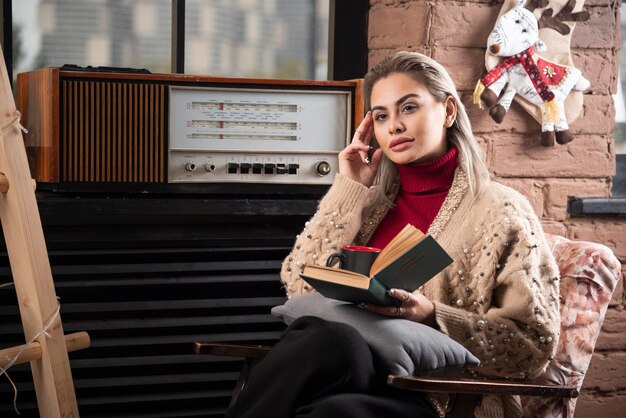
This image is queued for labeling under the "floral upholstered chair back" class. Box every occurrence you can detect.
[521,234,621,418]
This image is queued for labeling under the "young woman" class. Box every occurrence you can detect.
[226,52,560,418]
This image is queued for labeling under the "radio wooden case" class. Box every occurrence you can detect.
[17,68,363,185]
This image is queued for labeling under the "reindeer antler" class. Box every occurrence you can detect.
[524,0,590,35]
[526,0,550,13]
[527,0,590,35]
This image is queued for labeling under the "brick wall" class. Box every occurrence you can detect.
[367,0,625,415]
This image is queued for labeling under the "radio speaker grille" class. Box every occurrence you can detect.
[60,80,166,182]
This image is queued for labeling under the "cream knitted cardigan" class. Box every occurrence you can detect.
[280,169,560,418]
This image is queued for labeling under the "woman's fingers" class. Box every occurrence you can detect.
[340,142,370,164]
[364,289,417,319]
[338,112,380,185]
[388,288,412,303]
[365,302,401,318]
[369,148,383,171]
[352,111,373,143]
[351,112,374,164]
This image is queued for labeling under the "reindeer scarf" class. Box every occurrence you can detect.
[478,47,560,123]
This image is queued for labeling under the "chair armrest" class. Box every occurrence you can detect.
[194,342,272,359]
[387,374,579,398]
[194,342,273,407]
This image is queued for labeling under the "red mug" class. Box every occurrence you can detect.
[326,245,381,276]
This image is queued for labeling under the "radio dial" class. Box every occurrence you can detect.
[185,162,196,172]
[315,161,331,176]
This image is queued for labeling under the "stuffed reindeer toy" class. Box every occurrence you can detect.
[474,0,590,147]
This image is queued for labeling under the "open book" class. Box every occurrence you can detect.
[300,224,453,306]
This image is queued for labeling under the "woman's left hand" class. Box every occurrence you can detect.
[365,288,437,328]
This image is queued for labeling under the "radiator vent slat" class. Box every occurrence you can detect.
[0,195,318,416]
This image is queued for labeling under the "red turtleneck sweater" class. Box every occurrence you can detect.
[367,146,458,249]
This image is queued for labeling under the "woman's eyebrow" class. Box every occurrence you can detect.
[370,93,420,112]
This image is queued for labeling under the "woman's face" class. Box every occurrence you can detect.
[370,72,455,165]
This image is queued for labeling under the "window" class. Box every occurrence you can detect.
[10,0,331,81]
[13,0,170,75]
[184,0,329,80]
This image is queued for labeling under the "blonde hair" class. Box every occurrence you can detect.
[363,51,490,207]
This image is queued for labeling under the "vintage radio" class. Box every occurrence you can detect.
[17,67,363,187]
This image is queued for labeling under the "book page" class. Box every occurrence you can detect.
[302,265,371,289]
[369,224,425,275]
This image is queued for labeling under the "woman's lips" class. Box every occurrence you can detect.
[389,137,414,152]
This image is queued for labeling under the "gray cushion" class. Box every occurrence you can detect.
[271,292,480,376]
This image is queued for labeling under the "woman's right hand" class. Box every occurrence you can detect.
[338,111,383,188]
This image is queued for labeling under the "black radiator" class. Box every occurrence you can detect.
[0,187,322,417]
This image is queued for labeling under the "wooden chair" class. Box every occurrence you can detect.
[195,234,621,417]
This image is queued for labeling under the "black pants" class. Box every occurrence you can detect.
[225,316,439,418]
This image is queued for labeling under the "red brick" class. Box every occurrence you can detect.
[490,134,614,178]
[569,94,615,136]
[575,390,626,418]
[566,219,626,261]
[572,48,617,95]
[585,0,615,6]
[368,2,430,50]
[473,134,493,167]
[582,352,626,391]
[367,47,430,70]
[596,309,626,351]
[432,47,489,92]
[544,179,611,220]
[431,2,498,48]
[571,5,617,49]
[367,49,392,70]
[608,268,624,306]
[491,178,611,221]
[616,1,622,51]
[612,41,620,94]
[541,220,568,236]
[474,133,489,159]
[493,177,544,217]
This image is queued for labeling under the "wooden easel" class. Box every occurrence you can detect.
[0,52,89,415]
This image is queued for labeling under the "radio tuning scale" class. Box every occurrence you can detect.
[169,85,352,185]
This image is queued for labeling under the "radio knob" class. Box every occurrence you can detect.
[315,161,331,176]
[185,162,196,172]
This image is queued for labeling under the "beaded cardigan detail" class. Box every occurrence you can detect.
[279,169,560,418]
